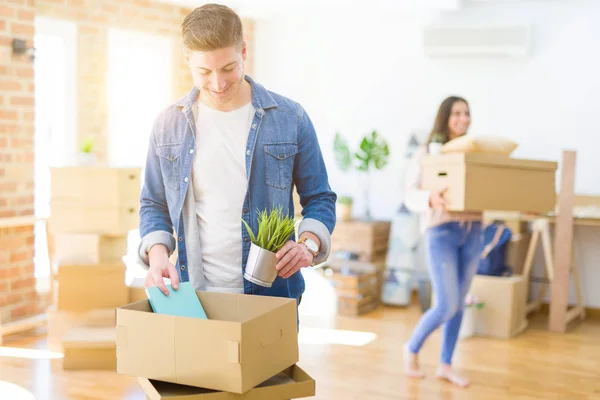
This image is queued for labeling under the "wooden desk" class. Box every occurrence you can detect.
[521,153,600,332]
[522,214,600,227]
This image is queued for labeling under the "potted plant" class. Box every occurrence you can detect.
[428,132,445,155]
[333,131,390,220]
[242,206,296,287]
[459,293,485,339]
[336,195,353,221]
[77,137,97,166]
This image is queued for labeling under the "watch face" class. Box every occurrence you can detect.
[305,240,318,253]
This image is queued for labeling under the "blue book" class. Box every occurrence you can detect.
[145,281,208,319]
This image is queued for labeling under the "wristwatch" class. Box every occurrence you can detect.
[298,237,319,259]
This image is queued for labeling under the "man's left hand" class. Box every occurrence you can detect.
[275,240,314,279]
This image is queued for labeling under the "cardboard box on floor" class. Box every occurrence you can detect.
[62,326,116,370]
[421,153,557,213]
[54,233,128,265]
[138,365,315,400]
[48,308,116,352]
[50,166,141,207]
[57,262,129,312]
[470,275,527,339]
[49,202,138,236]
[116,292,299,394]
[505,233,531,275]
[483,211,529,234]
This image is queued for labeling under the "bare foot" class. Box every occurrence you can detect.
[403,344,425,379]
[436,364,470,388]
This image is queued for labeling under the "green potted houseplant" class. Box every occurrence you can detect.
[336,195,353,221]
[242,206,296,287]
[334,131,389,220]
[428,132,445,155]
[77,137,97,166]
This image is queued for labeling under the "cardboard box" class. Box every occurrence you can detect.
[116,292,299,394]
[138,365,315,400]
[483,211,529,234]
[470,275,527,339]
[50,202,138,236]
[48,308,116,352]
[421,153,557,213]
[505,233,532,275]
[321,261,380,316]
[51,167,141,207]
[128,277,148,303]
[54,233,128,265]
[62,326,116,370]
[331,220,391,262]
[57,262,129,312]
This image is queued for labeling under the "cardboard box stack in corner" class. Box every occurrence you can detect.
[48,167,141,370]
[117,291,316,399]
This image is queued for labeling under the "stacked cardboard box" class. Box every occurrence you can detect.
[321,260,381,316]
[48,167,141,369]
[331,220,391,262]
[117,291,316,398]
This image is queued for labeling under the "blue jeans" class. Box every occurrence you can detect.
[408,221,483,365]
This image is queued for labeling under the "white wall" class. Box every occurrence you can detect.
[252,0,600,220]
[251,0,600,307]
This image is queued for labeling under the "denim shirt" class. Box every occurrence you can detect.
[137,75,337,300]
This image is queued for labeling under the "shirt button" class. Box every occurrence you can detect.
[243,208,249,214]
[279,154,284,159]
[178,237,183,241]
[246,150,250,156]
[181,265,186,270]
[244,237,249,243]
[258,108,264,114]
[184,177,188,182]
[251,123,257,129]
[189,149,194,154]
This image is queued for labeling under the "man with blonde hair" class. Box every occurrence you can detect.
[137,4,336,304]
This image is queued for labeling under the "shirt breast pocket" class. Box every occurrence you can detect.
[263,143,298,190]
[156,144,182,190]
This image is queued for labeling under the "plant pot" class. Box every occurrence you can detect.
[336,203,352,221]
[244,242,279,287]
[428,142,443,155]
[459,306,476,339]
[77,152,97,166]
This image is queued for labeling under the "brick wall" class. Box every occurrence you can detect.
[0,0,39,324]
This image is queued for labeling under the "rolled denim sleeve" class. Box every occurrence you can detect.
[137,114,176,269]
[137,231,176,269]
[297,217,331,265]
[293,105,337,263]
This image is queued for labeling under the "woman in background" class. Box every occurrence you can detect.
[403,96,483,388]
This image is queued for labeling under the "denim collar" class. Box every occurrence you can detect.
[174,75,278,113]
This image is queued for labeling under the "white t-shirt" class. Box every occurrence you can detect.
[192,101,255,293]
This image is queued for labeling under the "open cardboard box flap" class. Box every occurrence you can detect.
[138,364,315,399]
[117,291,299,394]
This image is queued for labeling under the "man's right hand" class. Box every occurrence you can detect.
[145,244,180,296]
[429,187,448,211]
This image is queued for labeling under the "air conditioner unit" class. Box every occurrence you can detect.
[423,24,531,57]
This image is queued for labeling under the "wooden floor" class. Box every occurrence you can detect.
[1,302,599,400]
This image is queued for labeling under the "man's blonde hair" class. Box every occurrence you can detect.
[182,4,244,51]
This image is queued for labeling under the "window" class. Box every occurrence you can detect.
[33,17,77,278]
